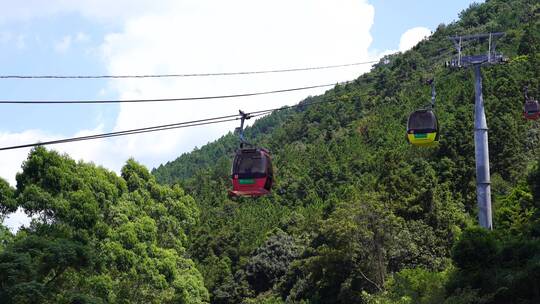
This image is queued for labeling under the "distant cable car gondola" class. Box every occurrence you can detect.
[406,79,440,147]
[229,111,274,197]
[523,86,540,121]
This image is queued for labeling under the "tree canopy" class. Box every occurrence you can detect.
[0,147,208,303]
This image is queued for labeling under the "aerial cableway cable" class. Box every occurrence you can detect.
[0,96,339,151]
[0,60,378,79]
[0,112,268,151]
[0,83,343,104]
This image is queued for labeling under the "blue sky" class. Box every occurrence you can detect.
[0,14,118,133]
[1,0,479,230]
[369,0,476,51]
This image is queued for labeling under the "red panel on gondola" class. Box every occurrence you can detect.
[229,176,270,197]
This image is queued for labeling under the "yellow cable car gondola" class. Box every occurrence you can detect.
[406,79,440,147]
[407,109,439,146]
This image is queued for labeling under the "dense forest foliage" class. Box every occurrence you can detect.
[1,0,539,303]
[0,148,209,303]
[152,0,540,303]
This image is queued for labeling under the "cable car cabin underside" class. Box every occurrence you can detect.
[229,148,273,197]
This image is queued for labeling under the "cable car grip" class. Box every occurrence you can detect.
[235,110,253,148]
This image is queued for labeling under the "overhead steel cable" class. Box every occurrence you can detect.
[0,60,378,79]
[0,83,348,151]
[1,95,339,150]
[0,118,241,151]
[0,114,266,151]
[0,83,343,104]
[0,95,341,151]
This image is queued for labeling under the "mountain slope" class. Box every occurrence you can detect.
[153,1,540,302]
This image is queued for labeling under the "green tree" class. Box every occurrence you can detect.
[0,148,209,303]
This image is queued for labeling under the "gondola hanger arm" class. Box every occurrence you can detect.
[236,110,253,148]
[423,78,436,110]
[430,79,436,109]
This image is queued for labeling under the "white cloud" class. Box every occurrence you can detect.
[4,208,32,232]
[0,31,12,43]
[75,32,90,43]
[15,34,26,49]
[100,0,377,170]
[55,35,72,53]
[0,32,28,49]
[399,27,431,52]
[0,126,115,186]
[55,33,89,53]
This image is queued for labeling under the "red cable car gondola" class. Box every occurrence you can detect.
[229,148,273,197]
[229,110,274,197]
[523,86,540,121]
[524,100,540,120]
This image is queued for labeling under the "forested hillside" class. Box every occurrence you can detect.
[153,0,540,303]
[0,0,538,303]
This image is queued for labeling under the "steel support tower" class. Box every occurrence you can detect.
[447,32,506,229]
